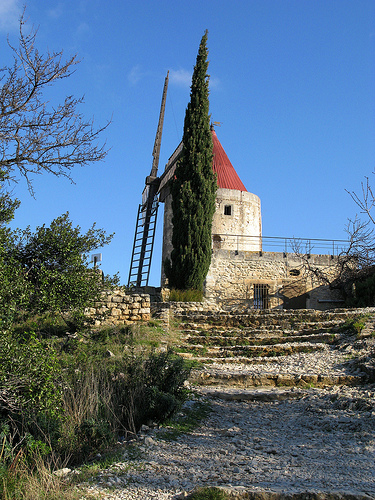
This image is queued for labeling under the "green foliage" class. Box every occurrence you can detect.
[0,209,118,331]
[339,315,368,336]
[0,186,30,328]
[12,313,70,339]
[0,330,62,419]
[169,288,204,302]
[352,271,375,306]
[11,212,118,327]
[0,319,191,471]
[161,399,211,440]
[0,180,20,227]
[0,248,31,328]
[165,30,216,291]
[106,349,190,438]
[55,337,191,463]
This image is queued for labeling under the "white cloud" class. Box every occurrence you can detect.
[209,76,221,90]
[0,0,22,32]
[169,68,220,90]
[169,69,192,88]
[47,4,64,19]
[76,22,90,37]
[128,65,144,85]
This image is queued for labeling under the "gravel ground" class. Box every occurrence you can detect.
[76,340,375,500]
[198,340,368,377]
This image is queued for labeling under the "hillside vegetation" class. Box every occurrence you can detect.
[0,317,190,499]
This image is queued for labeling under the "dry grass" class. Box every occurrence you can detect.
[0,452,90,500]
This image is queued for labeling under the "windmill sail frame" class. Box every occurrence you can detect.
[127,72,169,287]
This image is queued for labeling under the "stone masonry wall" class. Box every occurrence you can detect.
[161,188,262,286]
[205,250,343,311]
[87,290,151,326]
[212,188,262,252]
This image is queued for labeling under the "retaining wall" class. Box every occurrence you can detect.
[87,289,151,326]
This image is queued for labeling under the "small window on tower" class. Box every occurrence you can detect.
[224,205,232,216]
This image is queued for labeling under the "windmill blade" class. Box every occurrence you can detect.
[150,70,169,179]
[128,72,169,288]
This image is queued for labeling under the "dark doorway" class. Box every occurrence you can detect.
[254,284,269,309]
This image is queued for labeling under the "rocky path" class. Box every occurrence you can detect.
[82,385,375,500]
[79,310,375,500]
[81,356,375,499]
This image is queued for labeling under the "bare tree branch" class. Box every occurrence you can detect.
[0,10,110,194]
[293,214,375,300]
[346,176,375,226]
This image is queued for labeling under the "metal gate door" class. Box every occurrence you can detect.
[254,284,269,310]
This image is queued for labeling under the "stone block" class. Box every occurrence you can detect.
[110,308,121,317]
[301,375,318,385]
[252,376,276,387]
[118,303,129,310]
[111,296,123,303]
[276,375,295,387]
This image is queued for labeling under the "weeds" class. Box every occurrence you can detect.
[338,314,370,336]
[169,288,204,302]
[0,448,87,500]
[0,321,192,498]
[159,399,211,441]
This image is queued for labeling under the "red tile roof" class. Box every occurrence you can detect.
[212,129,247,191]
[158,130,247,196]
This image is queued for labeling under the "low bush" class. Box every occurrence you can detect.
[0,329,62,420]
[352,272,375,306]
[169,288,203,302]
[0,447,84,500]
[0,324,191,469]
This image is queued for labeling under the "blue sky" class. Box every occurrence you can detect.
[1,0,374,286]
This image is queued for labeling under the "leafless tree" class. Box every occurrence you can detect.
[294,175,375,301]
[0,11,109,194]
[346,176,375,227]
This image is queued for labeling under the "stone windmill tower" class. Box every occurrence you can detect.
[158,126,262,285]
[128,77,340,310]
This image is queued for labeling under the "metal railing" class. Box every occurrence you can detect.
[212,234,349,257]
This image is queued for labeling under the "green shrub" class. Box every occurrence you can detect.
[0,330,62,419]
[339,315,368,336]
[169,288,203,302]
[56,348,191,463]
[108,349,191,437]
[1,320,191,478]
[353,272,375,306]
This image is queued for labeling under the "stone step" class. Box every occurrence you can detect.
[178,354,292,364]
[180,318,351,329]
[177,342,325,358]
[183,332,340,347]
[189,370,366,388]
[175,309,366,328]
[196,386,309,401]
[179,322,358,338]
[180,327,329,337]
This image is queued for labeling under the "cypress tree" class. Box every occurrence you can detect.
[165,31,217,291]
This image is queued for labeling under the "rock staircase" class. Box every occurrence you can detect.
[168,307,375,391]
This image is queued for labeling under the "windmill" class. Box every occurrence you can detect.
[127,72,169,287]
